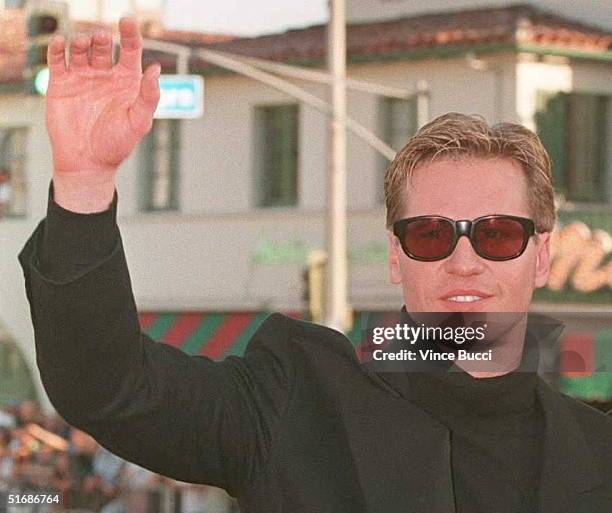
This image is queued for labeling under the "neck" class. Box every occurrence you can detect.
[456,315,529,378]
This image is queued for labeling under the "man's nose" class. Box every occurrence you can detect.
[443,235,486,276]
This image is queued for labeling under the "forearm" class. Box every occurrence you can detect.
[19,215,142,422]
[40,180,119,281]
[19,180,143,423]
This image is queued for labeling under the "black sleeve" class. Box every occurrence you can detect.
[18,191,295,495]
[39,180,119,282]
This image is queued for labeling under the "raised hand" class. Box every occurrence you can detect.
[46,17,160,212]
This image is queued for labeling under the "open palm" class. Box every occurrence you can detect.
[46,17,160,176]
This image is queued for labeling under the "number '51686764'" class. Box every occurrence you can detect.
[7,494,60,504]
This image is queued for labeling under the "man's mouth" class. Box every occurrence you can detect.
[446,295,485,303]
[440,290,493,303]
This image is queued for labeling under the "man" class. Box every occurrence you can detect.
[18,17,611,513]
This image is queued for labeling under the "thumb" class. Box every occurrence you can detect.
[129,64,161,135]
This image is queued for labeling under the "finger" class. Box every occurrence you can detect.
[117,16,142,72]
[47,35,67,77]
[128,64,161,135]
[68,35,91,69]
[90,30,113,69]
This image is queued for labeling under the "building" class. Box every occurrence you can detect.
[1,2,611,411]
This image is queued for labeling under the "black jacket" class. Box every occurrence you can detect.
[19,220,612,513]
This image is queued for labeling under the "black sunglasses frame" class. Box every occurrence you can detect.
[392,214,537,262]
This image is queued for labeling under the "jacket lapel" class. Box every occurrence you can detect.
[536,379,604,512]
[349,366,456,513]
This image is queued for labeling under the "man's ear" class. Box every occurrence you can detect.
[534,232,552,288]
[387,231,403,284]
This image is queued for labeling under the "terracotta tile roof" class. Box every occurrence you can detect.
[189,3,610,69]
[1,4,610,84]
[71,18,235,45]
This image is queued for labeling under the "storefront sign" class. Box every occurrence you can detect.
[549,222,612,292]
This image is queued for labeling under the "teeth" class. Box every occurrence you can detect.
[447,295,483,302]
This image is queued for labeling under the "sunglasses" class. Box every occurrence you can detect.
[393,215,537,262]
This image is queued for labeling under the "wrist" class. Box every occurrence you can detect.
[52,171,117,214]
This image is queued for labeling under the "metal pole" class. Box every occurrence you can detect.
[144,40,397,161]
[176,53,189,74]
[325,0,348,331]
[231,53,413,100]
[416,79,430,129]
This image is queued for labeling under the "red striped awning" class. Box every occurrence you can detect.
[139,311,303,359]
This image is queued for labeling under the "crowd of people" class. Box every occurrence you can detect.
[0,400,237,513]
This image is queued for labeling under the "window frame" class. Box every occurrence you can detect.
[536,90,610,205]
[377,95,418,204]
[252,103,300,209]
[0,125,29,219]
[140,118,181,212]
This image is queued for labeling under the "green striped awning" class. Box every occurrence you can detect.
[139,310,373,360]
[138,311,303,359]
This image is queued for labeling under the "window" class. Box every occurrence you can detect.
[0,127,28,218]
[140,119,180,211]
[378,96,418,203]
[536,92,610,203]
[254,104,299,208]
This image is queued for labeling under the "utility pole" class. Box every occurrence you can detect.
[325,0,349,331]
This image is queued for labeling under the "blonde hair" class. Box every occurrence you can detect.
[384,112,556,233]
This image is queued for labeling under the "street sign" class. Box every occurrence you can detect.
[155,75,204,119]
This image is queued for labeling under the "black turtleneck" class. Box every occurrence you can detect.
[407,369,543,512]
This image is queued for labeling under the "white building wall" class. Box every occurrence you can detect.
[515,56,573,131]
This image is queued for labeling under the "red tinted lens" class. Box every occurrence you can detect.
[473,218,527,258]
[404,218,454,259]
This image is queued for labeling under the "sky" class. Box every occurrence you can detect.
[162,0,329,36]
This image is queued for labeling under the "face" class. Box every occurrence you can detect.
[387,157,551,313]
